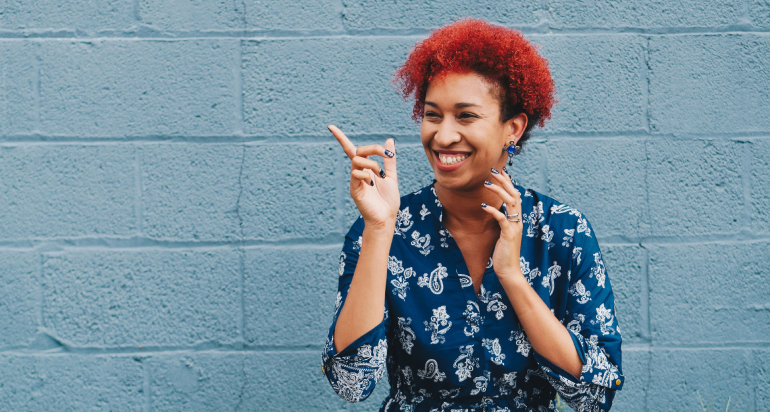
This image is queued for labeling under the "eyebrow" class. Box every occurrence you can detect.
[424,101,481,109]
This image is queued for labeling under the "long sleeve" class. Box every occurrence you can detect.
[321,216,391,403]
[532,213,624,412]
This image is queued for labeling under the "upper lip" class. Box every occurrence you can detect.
[434,150,471,155]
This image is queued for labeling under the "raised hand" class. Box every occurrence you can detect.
[481,167,525,281]
[328,125,400,228]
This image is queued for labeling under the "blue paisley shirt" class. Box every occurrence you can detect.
[322,177,624,412]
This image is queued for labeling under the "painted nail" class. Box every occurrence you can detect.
[491,168,499,174]
[484,180,492,185]
[379,168,386,179]
[384,149,395,158]
[370,180,374,186]
[480,203,487,208]
[502,166,508,174]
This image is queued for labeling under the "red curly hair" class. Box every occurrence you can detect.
[393,18,557,144]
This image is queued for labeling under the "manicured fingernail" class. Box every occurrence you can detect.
[384,149,395,158]
[379,168,386,179]
[502,166,508,174]
[490,168,499,175]
[481,203,487,208]
[370,180,374,186]
[484,180,492,185]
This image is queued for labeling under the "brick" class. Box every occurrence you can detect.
[750,139,770,233]
[242,38,416,136]
[648,34,770,134]
[548,138,648,238]
[648,349,752,412]
[0,354,143,411]
[602,245,646,343]
[0,41,37,136]
[611,349,650,412]
[0,0,134,32]
[648,242,770,344]
[139,0,342,32]
[37,39,239,137]
[0,252,40,349]
[751,0,770,29]
[0,145,136,240]
[646,139,743,237]
[243,246,338,346]
[342,0,540,31]
[42,250,240,346]
[240,143,339,240]
[531,34,647,134]
[241,351,391,410]
[140,144,242,241]
[148,353,244,411]
[548,0,743,29]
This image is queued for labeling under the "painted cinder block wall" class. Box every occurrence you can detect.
[1,1,769,411]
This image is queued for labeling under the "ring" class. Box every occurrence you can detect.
[506,212,520,222]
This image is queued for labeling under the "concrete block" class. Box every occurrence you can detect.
[648,34,770,134]
[0,0,135,32]
[0,145,136,240]
[750,139,770,233]
[140,144,243,241]
[240,143,339,240]
[341,0,540,31]
[243,246,338,346]
[242,37,416,136]
[649,241,770,344]
[548,138,648,238]
[148,353,244,411]
[531,34,647,134]
[42,250,240,347]
[646,139,743,237]
[751,0,770,29]
[0,41,37,136]
[648,349,753,412]
[611,349,650,412]
[758,349,770,412]
[139,0,342,32]
[548,0,743,29]
[37,39,239,137]
[0,354,143,411]
[602,245,646,343]
[0,252,40,349]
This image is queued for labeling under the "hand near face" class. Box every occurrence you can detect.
[481,167,525,281]
[328,125,400,229]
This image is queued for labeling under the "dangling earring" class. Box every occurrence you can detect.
[502,140,521,166]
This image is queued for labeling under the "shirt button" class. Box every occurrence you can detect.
[615,379,621,385]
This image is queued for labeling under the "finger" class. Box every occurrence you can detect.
[328,125,356,160]
[383,138,397,181]
[496,167,522,199]
[352,156,385,179]
[480,201,516,227]
[483,179,519,209]
[351,169,374,187]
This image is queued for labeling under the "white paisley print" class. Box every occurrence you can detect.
[323,178,624,411]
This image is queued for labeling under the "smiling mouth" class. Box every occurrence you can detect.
[434,151,470,166]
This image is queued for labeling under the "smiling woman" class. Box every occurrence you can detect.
[323,18,624,412]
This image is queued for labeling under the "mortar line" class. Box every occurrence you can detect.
[235,39,244,136]
[641,36,651,133]
[740,142,753,232]
[641,247,651,341]
[142,358,151,412]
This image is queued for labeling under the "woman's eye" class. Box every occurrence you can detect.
[459,112,478,119]
[425,112,440,118]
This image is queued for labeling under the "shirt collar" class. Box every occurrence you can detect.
[420,175,525,227]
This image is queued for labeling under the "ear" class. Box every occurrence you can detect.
[505,112,528,144]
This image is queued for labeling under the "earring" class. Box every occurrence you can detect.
[502,141,521,166]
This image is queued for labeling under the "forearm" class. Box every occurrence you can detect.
[333,221,395,353]
[498,274,583,378]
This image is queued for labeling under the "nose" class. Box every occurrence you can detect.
[433,117,462,147]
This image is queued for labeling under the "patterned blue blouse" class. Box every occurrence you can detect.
[322,177,624,412]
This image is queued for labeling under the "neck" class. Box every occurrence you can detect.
[434,175,506,236]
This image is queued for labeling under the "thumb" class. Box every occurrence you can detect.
[383,138,397,181]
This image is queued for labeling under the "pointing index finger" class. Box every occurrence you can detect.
[328,125,356,160]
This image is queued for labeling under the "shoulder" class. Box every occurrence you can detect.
[523,187,590,234]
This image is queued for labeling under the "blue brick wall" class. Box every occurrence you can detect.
[0,2,768,411]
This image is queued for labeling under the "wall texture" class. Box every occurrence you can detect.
[1,1,769,411]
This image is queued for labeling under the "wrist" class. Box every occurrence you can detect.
[364,219,396,236]
[497,269,527,287]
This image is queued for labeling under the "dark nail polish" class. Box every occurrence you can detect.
[384,149,395,158]
[490,168,499,174]
[484,180,492,185]
[379,168,386,179]
[370,180,374,186]
[502,166,508,174]
[481,203,487,208]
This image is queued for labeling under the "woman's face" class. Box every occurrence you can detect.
[420,71,526,191]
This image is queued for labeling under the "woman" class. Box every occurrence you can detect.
[322,19,624,412]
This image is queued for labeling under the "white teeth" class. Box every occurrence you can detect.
[439,154,468,165]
